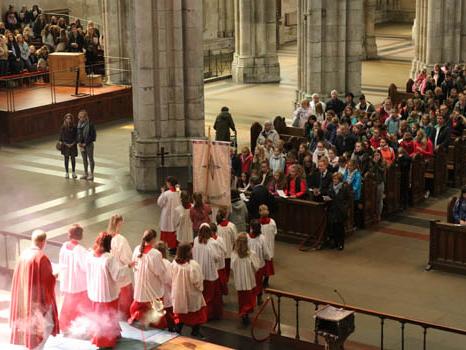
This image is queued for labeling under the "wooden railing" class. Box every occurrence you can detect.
[264,288,466,349]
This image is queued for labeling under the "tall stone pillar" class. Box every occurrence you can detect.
[411,0,466,77]
[231,0,280,83]
[297,0,364,100]
[101,0,131,84]
[363,0,378,59]
[129,0,205,191]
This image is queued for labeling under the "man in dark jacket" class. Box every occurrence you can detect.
[308,158,332,201]
[335,124,357,156]
[214,106,236,142]
[431,114,450,150]
[77,109,96,180]
[247,176,275,219]
[326,90,345,117]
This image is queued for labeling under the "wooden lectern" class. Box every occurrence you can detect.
[48,52,87,86]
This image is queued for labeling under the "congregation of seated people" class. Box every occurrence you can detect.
[0,4,102,77]
[232,66,466,236]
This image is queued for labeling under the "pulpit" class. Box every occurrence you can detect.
[48,52,87,86]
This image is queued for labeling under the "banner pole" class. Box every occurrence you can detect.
[205,126,212,201]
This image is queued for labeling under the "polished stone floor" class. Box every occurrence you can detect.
[1,25,465,349]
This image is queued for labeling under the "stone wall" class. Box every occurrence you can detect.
[203,0,235,54]
[278,0,298,45]
[375,0,415,24]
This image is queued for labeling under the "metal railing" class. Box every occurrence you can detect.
[0,56,131,112]
[204,50,233,80]
[264,288,466,349]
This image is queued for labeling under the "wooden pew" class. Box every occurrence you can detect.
[447,137,466,187]
[273,116,307,145]
[388,83,414,106]
[411,154,425,205]
[383,163,401,215]
[447,197,457,224]
[424,146,448,196]
[272,196,354,250]
[426,220,466,275]
[362,172,378,227]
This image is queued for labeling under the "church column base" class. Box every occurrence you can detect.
[129,133,194,192]
[231,55,280,84]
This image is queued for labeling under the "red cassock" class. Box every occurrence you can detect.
[202,279,223,320]
[10,248,59,349]
[237,290,256,316]
[160,231,177,249]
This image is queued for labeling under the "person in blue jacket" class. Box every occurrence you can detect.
[453,186,466,225]
[344,160,363,228]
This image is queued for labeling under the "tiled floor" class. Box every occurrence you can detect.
[1,24,465,350]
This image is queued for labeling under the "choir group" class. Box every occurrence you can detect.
[9,176,278,350]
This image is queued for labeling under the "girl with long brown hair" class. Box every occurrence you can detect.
[192,223,223,321]
[59,113,78,179]
[171,243,207,337]
[129,229,168,328]
[231,233,261,325]
[189,192,212,235]
[107,214,134,319]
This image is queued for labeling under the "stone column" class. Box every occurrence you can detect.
[411,0,466,77]
[363,0,378,59]
[101,0,131,84]
[297,0,364,100]
[129,0,205,191]
[231,0,280,83]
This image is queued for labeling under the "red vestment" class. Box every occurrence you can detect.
[10,247,59,349]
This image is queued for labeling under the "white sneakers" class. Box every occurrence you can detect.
[80,174,88,180]
[66,172,78,179]
[65,172,69,179]
[72,172,77,179]
[87,174,94,181]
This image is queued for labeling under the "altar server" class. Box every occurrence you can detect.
[192,223,223,320]
[10,230,59,350]
[259,205,277,288]
[157,176,182,254]
[216,208,237,282]
[171,243,208,338]
[247,220,271,305]
[155,241,175,331]
[129,229,167,328]
[58,224,91,333]
[86,232,133,348]
[174,191,194,245]
[231,233,261,325]
[107,214,134,319]
[209,223,228,295]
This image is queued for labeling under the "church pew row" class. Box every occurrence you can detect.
[271,193,355,249]
[427,220,466,275]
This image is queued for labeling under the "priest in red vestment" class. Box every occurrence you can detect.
[10,229,59,350]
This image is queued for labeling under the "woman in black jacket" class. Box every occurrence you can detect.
[327,172,351,250]
[59,113,78,179]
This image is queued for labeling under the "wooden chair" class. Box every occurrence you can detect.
[250,122,263,154]
[424,146,448,196]
[388,83,414,106]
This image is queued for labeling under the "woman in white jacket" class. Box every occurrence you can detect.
[128,229,167,328]
[171,243,207,337]
[231,233,261,325]
[174,191,194,245]
[157,176,181,254]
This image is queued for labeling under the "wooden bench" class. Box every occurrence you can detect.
[388,83,414,105]
[447,197,457,223]
[411,154,426,205]
[424,146,448,197]
[383,163,401,215]
[362,172,378,227]
[447,137,466,187]
[427,220,466,275]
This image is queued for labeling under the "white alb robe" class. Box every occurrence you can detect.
[261,219,277,259]
[211,236,227,270]
[171,260,206,314]
[110,233,133,288]
[162,258,173,308]
[192,237,220,281]
[132,246,167,302]
[174,205,194,243]
[231,251,261,291]
[247,235,271,269]
[86,252,130,302]
[59,241,88,294]
[157,190,181,232]
[217,221,237,258]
